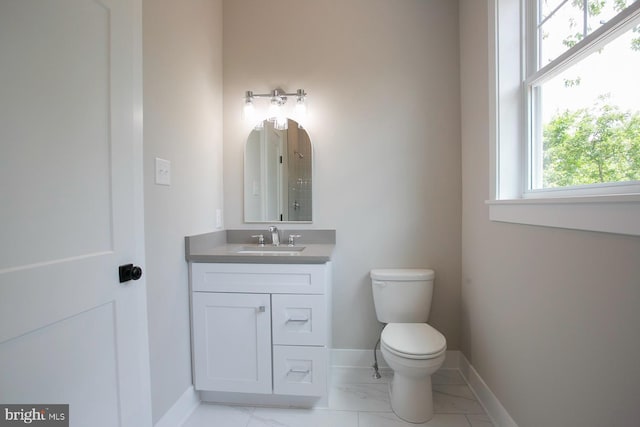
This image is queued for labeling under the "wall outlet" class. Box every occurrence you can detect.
[215,209,223,229]
[155,158,171,186]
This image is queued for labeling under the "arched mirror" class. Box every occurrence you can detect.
[244,118,312,223]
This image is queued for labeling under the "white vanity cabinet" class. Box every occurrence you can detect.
[190,262,332,404]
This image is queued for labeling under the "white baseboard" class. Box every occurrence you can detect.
[331,348,459,370]
[331,349,517,427]
[331,348,388,368]
[458,354,518,427]
[200,390,327,409]
[154,385,200,427]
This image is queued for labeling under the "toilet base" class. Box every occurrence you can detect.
[389,373,434,423]
[379,325,446,424]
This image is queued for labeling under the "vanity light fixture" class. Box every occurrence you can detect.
[244,88,307,129]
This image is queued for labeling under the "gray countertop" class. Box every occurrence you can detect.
[185,230,335,264]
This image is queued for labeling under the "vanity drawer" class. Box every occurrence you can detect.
[273,346,327,397]
[272,294,326,346]
[191,263,326,294]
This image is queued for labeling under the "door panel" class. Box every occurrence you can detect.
[0,0,151,425]
[1,304,120,426]
[0,0,112,270]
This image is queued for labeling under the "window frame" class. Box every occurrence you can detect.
[487,0,640,236]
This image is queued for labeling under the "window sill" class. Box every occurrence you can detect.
[487,194,640,236]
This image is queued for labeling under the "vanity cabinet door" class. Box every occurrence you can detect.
[192,292,272,394]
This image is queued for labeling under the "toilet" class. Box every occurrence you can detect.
[371,269,446,423]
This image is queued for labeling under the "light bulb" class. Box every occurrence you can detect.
[294,98,307,127]
[267,102,281,123]
[275,114,288,130]
[243,100,255,122]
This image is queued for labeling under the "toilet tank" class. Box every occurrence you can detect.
[371,269,435,323]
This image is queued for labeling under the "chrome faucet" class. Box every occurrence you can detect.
[268,225,280,246]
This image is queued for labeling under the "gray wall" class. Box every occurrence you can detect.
[143,0,223,422]
[460,1,640,426]
[223,0,462,350]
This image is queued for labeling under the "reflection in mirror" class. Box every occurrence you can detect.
[244,118,312,223]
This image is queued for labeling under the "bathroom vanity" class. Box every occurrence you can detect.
[185,230,334,407]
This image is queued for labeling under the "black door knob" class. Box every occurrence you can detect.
[119,264,143,283]
[131,265,142,280]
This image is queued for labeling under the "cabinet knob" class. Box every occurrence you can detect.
[257,305,266,312]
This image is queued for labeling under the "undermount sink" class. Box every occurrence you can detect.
[236,245,306,255]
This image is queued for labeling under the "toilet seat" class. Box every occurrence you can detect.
[381,323,446,360]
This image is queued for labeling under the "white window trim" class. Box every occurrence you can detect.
[487,0,640,237]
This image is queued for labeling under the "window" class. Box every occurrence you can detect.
[528,0,640,193]
[488,0,640,236]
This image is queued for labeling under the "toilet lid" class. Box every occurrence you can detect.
[370,269,434,281]
[381,323,446,357]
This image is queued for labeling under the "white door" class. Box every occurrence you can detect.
[0,0,151,426]
[192,292,272,394]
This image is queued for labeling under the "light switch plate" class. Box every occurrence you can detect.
[155,158,171,186]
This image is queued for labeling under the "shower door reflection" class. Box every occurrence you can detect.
[244,119,312,222]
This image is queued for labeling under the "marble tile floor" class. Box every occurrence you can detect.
[181,367,494,427]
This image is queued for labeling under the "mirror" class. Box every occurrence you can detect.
[244,118,312,223]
